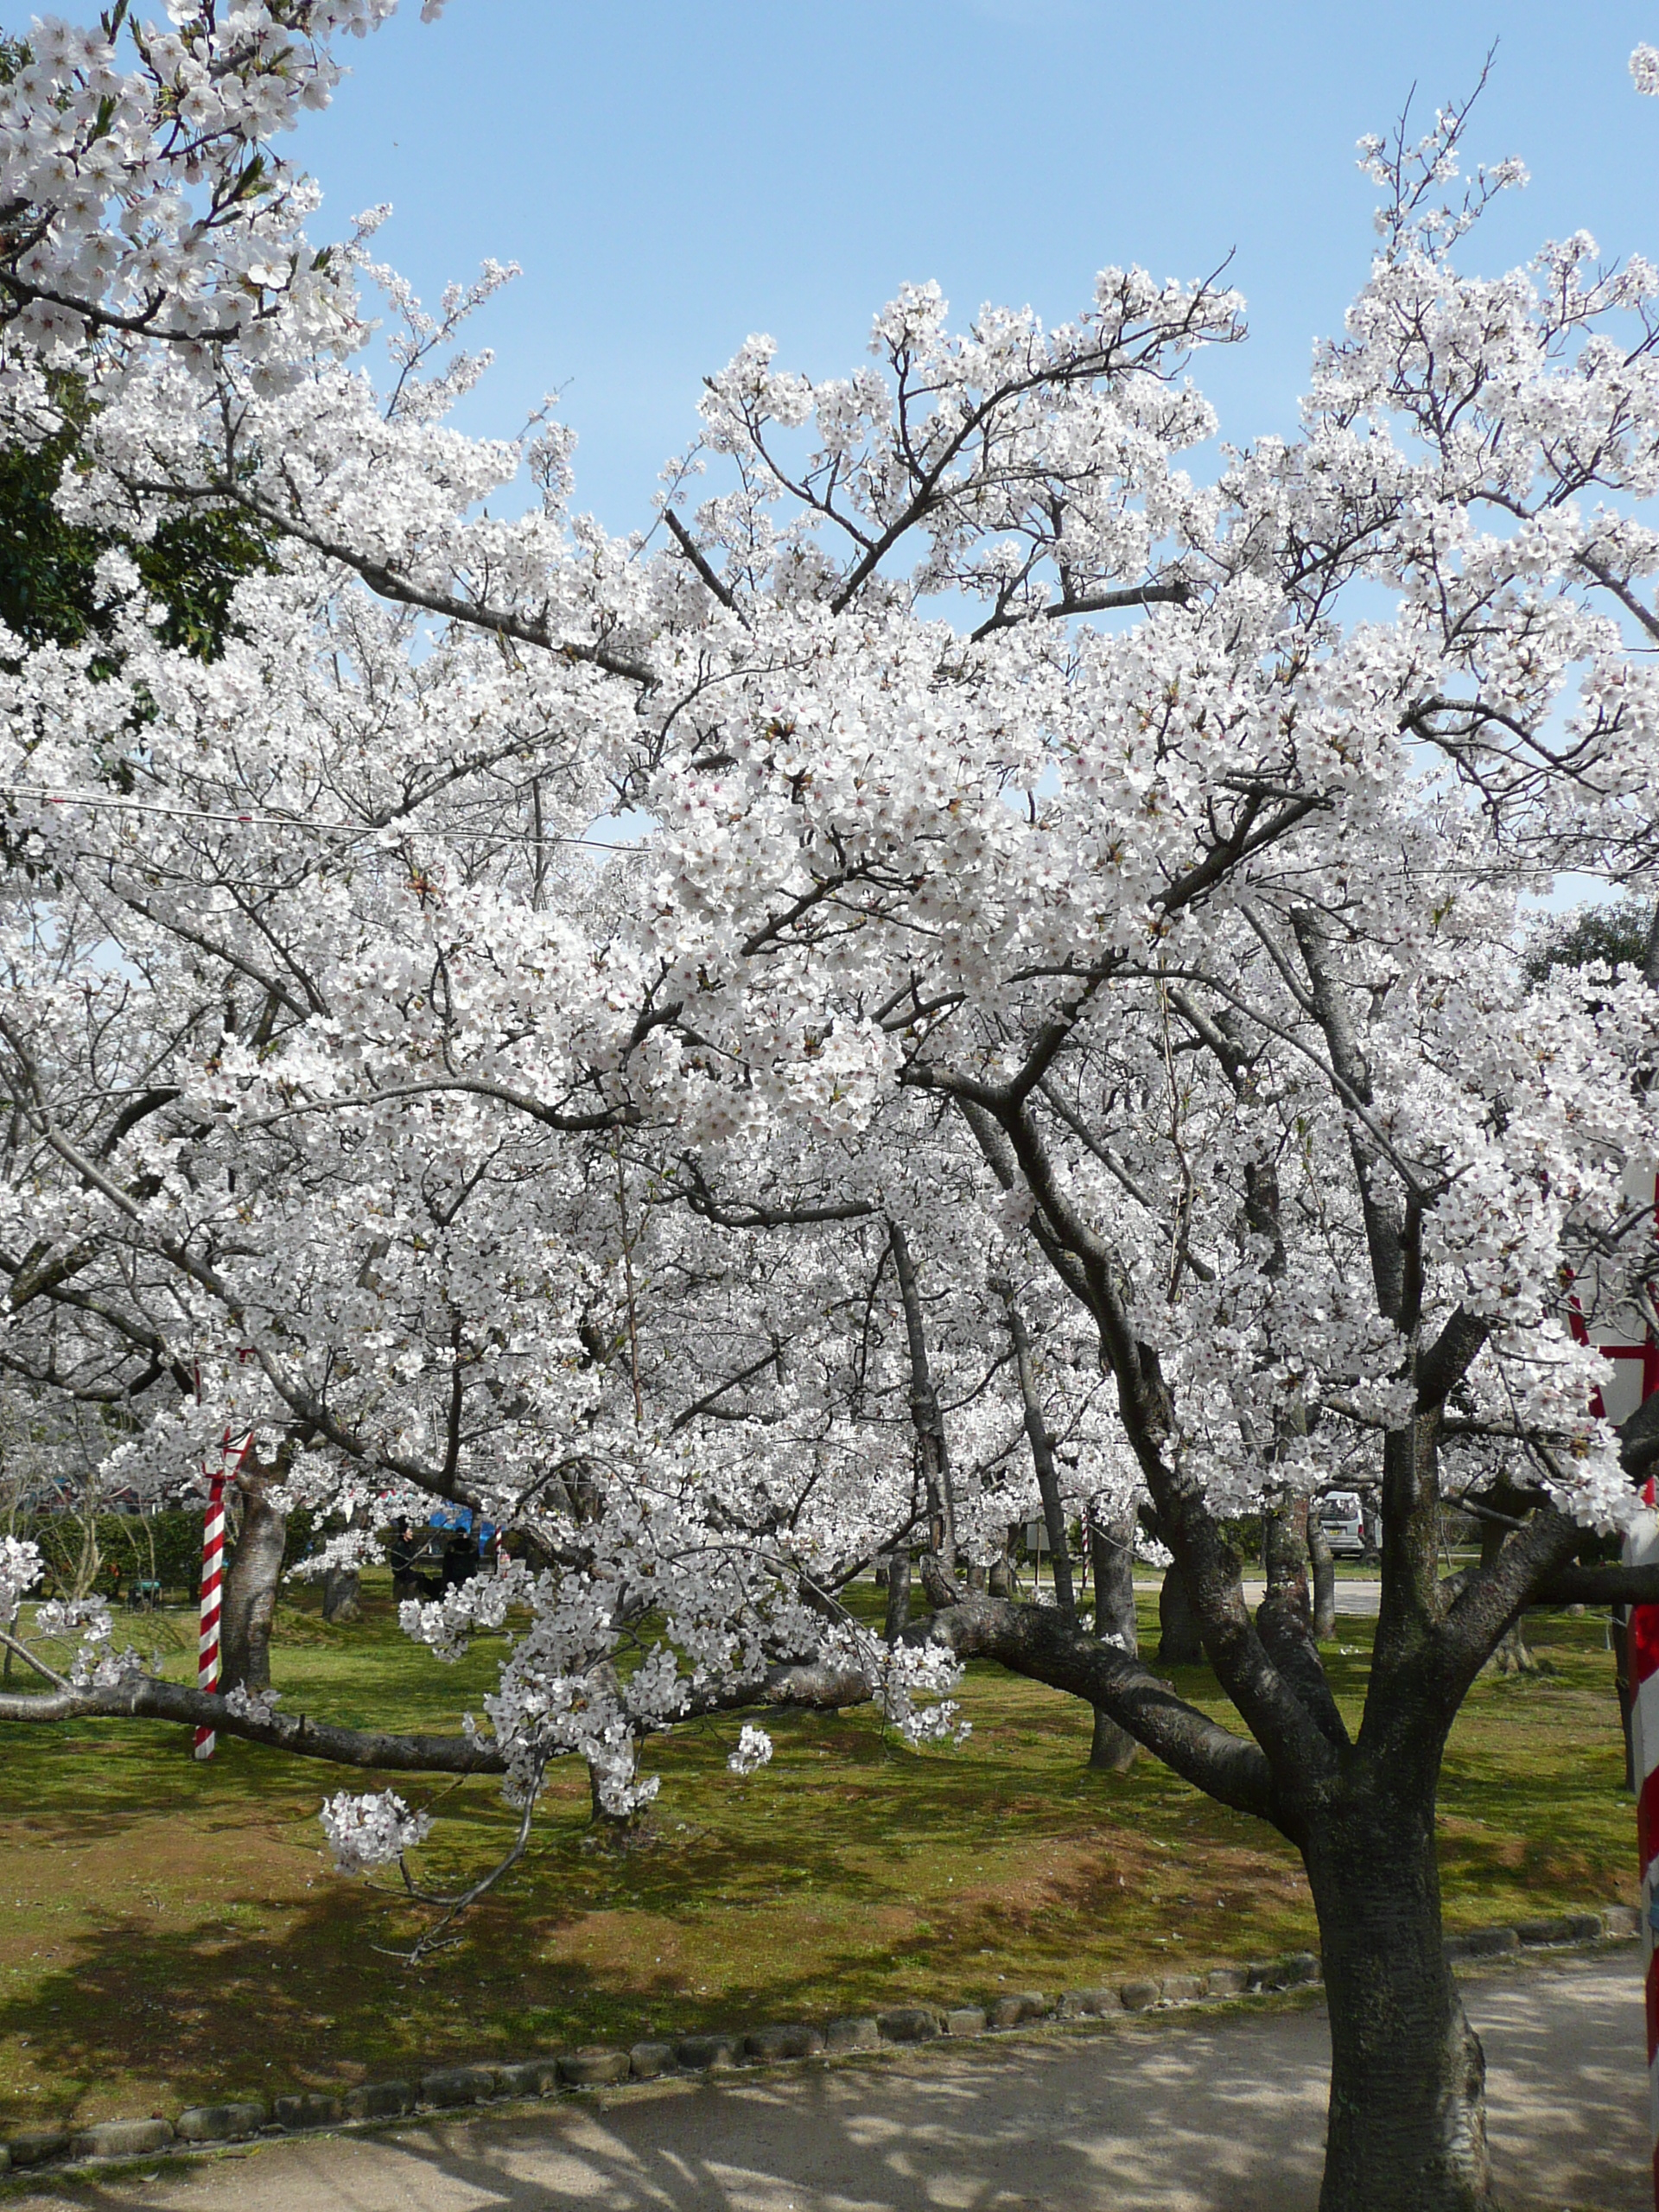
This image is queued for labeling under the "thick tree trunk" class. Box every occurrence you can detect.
[1088,1510,1139,1771]
[1306,1783,1495,2212]
[1308,1508,1337,1641]
[219,1466,287,1694]
[1156,1560,1204,1665]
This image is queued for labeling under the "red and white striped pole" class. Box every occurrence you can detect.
[193,1433,253,1761]
[192,1466,227,1760]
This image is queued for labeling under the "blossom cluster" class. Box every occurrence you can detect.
[319,1787,432,1875]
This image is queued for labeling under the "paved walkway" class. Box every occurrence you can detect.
[14,1953,1647,2212]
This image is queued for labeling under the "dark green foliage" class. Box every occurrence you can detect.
[0,382,274,667]
[1522,898,1655,987]
[0,417,105,657]
[17,1507,318,1602]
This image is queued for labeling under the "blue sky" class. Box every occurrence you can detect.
[274,0,1659,535]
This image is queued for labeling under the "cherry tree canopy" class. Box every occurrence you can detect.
[1,15,1656,2207]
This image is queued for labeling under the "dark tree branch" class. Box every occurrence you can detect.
[0,1677,507,1772]
[915,1593,1279,1827]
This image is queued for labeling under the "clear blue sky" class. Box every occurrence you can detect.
[274,1,1658,535]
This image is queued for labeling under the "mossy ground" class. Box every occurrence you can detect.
[0,1579,1633,2129]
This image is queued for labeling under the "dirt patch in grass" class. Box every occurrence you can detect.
[0,1585,1634,2128]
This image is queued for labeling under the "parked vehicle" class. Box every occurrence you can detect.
[1316,1491,1367,1558]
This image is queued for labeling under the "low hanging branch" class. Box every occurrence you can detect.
[0,1675,509,1773]
[0,1651,889,1772]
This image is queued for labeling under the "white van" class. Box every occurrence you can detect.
[1316,1491,1366,1558]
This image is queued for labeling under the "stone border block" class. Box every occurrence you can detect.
[743,2024,825,2063]
[1057,1989,1118,2018]
[676,2034,737,2072]
[823,2017,880,2053]
[1119,1979,1161,2012]
[71,2119,174,2159]
[1514,1915,1578,1948]
[943,2007,987,2037]
[988,1989,1048,2029]
[419,2065,497,2107]
[1249,1952,1319,1991]
[1205,1967,1249,1998]
[493,2062,560,2098]
[344,2080,414,2120]
[1445,1926,1519,1961]
[629,2041,677,2080]
[6,2131,68,2169]
[877,2006,940,2044]
[271,2091,342,2131]
[558,2048,631,2087]
[177,2102,268,2143]
[1602,1903,1640,1938]
[1469,1926,1520,1958]
[1160,1974,1205,2005]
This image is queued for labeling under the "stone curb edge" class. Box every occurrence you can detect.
[0,1904,1638,2178]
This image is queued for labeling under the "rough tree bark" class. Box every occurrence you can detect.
[1088,1509,1140,1772]
[1156,1560,1204,1665]
[889,1221,958,1586]
[219,1457,287,1694]
[1261,1491,1313,1643]
[1305,1769,1496,2212]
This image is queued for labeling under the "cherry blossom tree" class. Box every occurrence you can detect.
[1,18,1657,2209]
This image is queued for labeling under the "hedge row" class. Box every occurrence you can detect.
[10,1508,320,1601]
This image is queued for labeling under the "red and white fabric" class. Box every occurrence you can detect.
[193,1433,253,1761]
[1606,1166,1659,2204]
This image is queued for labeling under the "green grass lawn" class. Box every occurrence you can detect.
[0,1579,1634,2130]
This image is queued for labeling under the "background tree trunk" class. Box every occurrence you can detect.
[1613,1606,1636,1791]
[883,1550,912,1643]
[1156,1560,1204,1665]
[321,1505,367,1624]
[1308,1506,1338,1641]
[321,1561,361,1624]
[1262,1491,1311,1624]
[1006,1298,1075,1619]
[1087,1510,1139,1771]
[1306,1780,1495,2212]
[1478,1521,1536,1675]
[219,1463,287,1694]
[889,1223,958,1575]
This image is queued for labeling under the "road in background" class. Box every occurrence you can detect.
[1238,1579,1382,1617]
